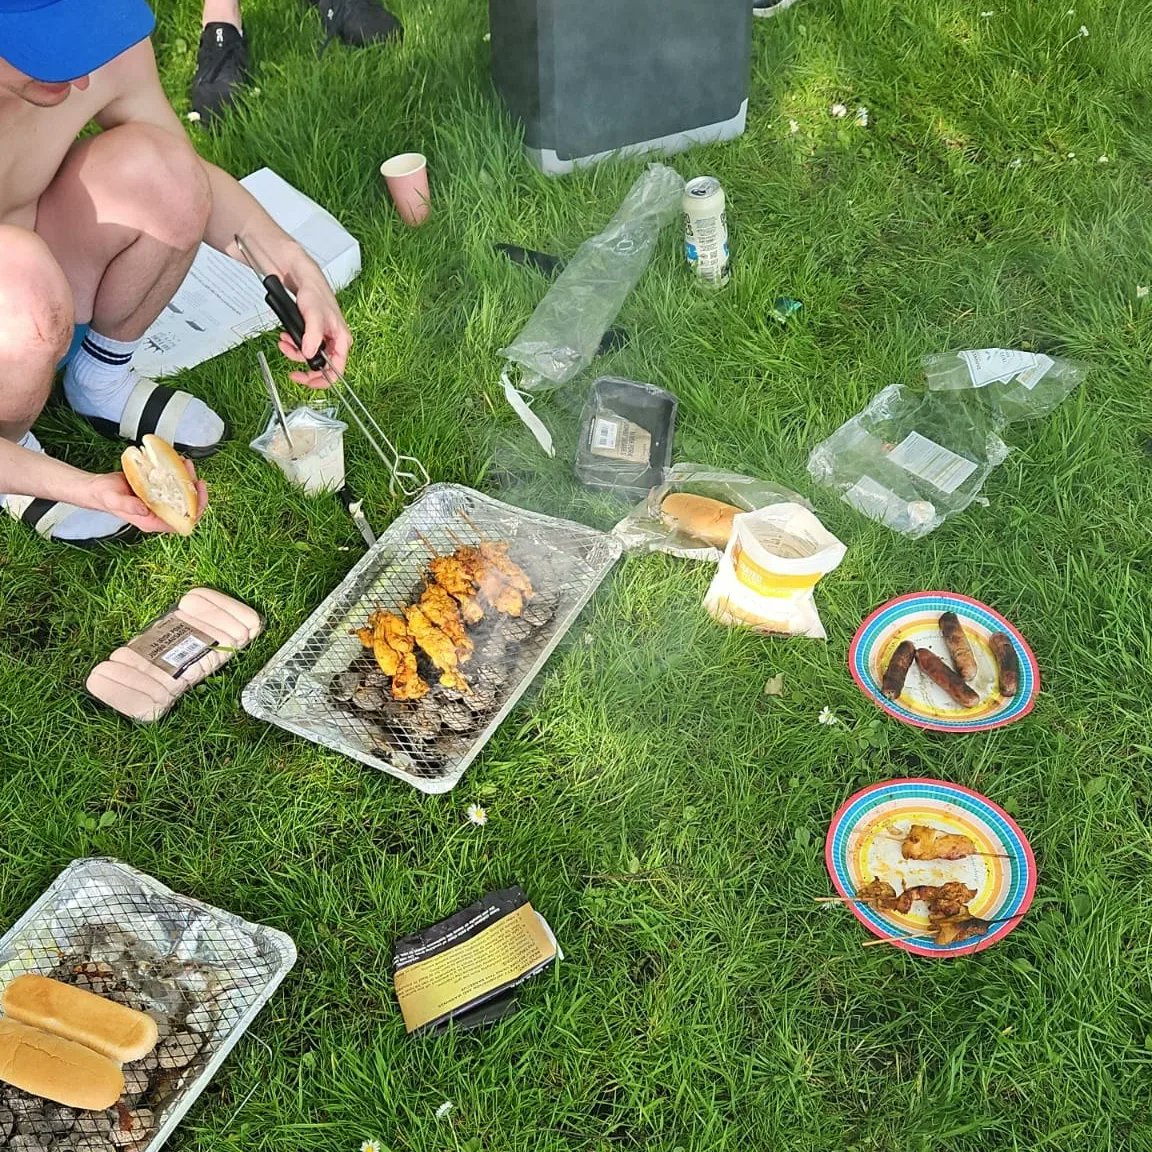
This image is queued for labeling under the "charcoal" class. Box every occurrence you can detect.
[331,671,360,702]
[109,1108,154,1146]
[463,683,498,714]
[351,685,387,711]
[500,617,535,643]
[405,698,442,741]
[0,1107,13,1139]
[522,591,558,628]
[72,1113,112,1138]
[156,1032,201,1071]
[440,702,477,733]
[42,1104,78,1134]
[432,734,474,761]
[121,1066,151,1102]
[6,1136,46,1150]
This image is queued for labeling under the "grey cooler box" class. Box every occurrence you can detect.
[489,0,752,175]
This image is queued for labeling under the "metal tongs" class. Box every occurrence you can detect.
[235,234,430,498]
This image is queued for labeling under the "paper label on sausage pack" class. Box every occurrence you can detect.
[128,612,217,678]
[589,416,651,464]
[887,432,978,495]
[959,349,1054,390]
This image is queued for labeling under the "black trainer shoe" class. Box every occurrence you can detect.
[190,22,249,120]
[310,0,403,46]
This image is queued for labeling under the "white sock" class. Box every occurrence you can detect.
[64,330,225,450]
[2,430,130,542]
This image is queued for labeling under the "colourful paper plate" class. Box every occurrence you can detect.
[825,778,1036,957]
[849,591,1039,733]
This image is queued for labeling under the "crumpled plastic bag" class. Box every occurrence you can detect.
[923,348,1087,424]
[500,164,685,391]
[612,463,810,561]
[703,503,847,640]
[807,384,1011,539]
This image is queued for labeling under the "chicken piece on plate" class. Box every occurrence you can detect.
[934,916,992,946]
[900,824,978,861]
[855,879,900,910]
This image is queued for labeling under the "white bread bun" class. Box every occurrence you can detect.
[0,1017,124,1110]
[3,974,159,1063]
[659,493,742,550]
[121,435,199,536]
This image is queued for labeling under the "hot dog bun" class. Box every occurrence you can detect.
[659,493,741,550]
[3,974,159,1063]
[121,434,199,536]
[0,1017,124,1110]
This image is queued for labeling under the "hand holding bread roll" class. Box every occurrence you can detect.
[3,973,159,1063]
[121,435,201,536]
[0,1017,124,1110]
[659,493,742,550]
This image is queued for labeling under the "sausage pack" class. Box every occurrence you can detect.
[86,589,263,722]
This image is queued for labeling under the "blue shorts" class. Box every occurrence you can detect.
[57,323,89,372]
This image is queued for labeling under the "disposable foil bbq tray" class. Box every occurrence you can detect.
[242,484,623,794]
[0,857,297,1152]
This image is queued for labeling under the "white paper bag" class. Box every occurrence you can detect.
[703,503,846,639]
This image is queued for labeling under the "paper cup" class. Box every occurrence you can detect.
[380,152,431,227]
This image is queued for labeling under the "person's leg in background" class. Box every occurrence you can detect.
[190,0,404,122]
[191,0,249,120]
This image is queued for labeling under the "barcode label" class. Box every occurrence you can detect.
[592,418,619,451]
[887,432,978,494]
[161,635,212,668]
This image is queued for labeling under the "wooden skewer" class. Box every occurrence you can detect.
[881,834,1011,859]
[860,912,1027,948]
[413,532,439,558]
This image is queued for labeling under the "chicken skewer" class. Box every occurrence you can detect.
[860,913,1026,948]
[886,824,1012,861]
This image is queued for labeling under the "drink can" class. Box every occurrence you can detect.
[683,176,730,288]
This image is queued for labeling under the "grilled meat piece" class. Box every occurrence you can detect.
[392,652,430,701]
[900,824,978,862]
[405,604,467,681]
[428,556,485,624]
[419,583,474,659]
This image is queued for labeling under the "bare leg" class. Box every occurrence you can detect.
[34,123,212,342]
[202,0,242,29]
[0,226,73,443]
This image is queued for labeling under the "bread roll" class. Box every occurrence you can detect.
[659,493,742,550]
[121,434,199,536]
[0,1017,124,1110]
[3,974,159,1063]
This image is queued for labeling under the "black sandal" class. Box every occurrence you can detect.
[5,494,142,548]
[74,378,229,459]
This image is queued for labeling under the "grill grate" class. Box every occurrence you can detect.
[0,859,296,1152]
[243,485,622,794]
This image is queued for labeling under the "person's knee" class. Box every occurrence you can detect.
[95,125,212,251]
[0,227,74,369]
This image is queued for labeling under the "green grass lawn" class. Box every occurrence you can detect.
[4,0,1152,1147]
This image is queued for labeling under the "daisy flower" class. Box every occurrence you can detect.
[466,804,488,826]
[435,1101,455,1119]
[854,106,870,127]
[788,118,800,135]
[1098,154,1109,163]
[831,103,848,118]
[818,707,839,727]
[361,1140,382,1152]
[1008,157,1023,168]
[186,110,201,123]
[1078,24,1089,36]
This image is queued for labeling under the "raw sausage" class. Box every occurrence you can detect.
[915,648,980,707]
[989,632,1019,696]
[939,612,977,683]
[881,640,916,699]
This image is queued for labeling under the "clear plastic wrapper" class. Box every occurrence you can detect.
[613,463,810,561]
[807,385,1011,539]
[923,348,1087,424]
[500,164,684,391]
[250,406,347,495]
